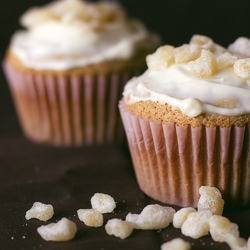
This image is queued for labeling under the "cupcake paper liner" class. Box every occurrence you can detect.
[3,61,138,145]
[119,100,250,207]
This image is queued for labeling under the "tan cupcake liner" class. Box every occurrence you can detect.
[119,99,250,207]
[3,61,139,145]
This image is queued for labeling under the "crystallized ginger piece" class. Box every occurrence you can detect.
[25,202,54,221]
[181,210,212,239]
[91,193,116,213]
[37,217,77,242]
[197,186,224,216]
[173,207,196,229]
[105,218,133,239]
[161,238,191,250]
[199,186,222,198]
[228,37,250,57]
[190,34,214,50]
[77,208,103,227]
[225,234,249,250]
[189,49,217,78]
[217,52,237,70]
[146,45,175,71]
[209,215,239,242]
[234,58,250,80]
[20,8,59,28]
[174,44,202,64]
[126,204,175,230]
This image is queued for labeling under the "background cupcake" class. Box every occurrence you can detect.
[119,35,250,207]
[3,0,160,145]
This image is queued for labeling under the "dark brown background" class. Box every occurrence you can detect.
[0,1,250,250]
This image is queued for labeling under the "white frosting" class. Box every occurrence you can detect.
[10,0,160,70]
[123,64,250,117]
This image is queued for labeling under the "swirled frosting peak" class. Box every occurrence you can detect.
[123,35,250,117]
[10,0,160,70]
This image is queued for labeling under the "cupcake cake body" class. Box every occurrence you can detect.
[120,35,250,207]
[4,0,160,145]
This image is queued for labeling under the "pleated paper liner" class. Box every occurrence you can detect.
[3,61,140,146]
[119,99,250,207]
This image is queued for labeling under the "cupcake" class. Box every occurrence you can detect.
[3,0,160,145]
[119,35,250,207]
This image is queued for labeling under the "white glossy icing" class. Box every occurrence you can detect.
[10,0,160,70]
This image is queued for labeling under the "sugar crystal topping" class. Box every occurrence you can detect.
[124,35,250,117]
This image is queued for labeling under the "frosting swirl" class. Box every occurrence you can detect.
[123,35,250,117]
[10,0,160,70]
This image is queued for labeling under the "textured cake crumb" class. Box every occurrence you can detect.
[125,100,250,128]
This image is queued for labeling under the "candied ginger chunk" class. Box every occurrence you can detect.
[105,218,133,239]
[174,44,201,64]
[217,52,237,70]
[126,204,175,230]
[25,202,54,221]
[228,37,250,57]
[234,58,250,80]
[225,234,248,250]
[199,186,222,198]
[190,35,214,50]
[161,238,191,250]
[173,207,196,229]
[91,193,116,213]
[37,217,77,242]
[189,49,217,78]
[198,186,224,215]
[20,8,59,28]
[209,215,239,242]
[77,209,103,227]
[146,45,174,71]
[181,210,212,239]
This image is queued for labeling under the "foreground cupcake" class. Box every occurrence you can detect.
[3,0,160,145]
[119,35,250,207]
